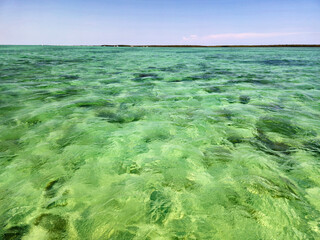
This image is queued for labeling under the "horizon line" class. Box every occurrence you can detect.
[1,44,320,48]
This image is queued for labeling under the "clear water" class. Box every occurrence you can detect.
[0,46,320,239]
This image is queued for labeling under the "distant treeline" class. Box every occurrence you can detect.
[101,44,320,48]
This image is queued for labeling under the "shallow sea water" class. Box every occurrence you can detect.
[0,46,320,239]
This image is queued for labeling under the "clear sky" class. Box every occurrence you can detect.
[0,0,319,45]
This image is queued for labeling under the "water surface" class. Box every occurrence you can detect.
[1,46,320,239]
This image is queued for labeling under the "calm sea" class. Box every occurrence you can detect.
[1,46,320,239]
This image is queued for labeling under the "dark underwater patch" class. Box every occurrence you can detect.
[50,87,79,99]
[35,59,58,66]
[2,225,30,240]
[60,75,80,80]
[143,131,169,143]
[34,213,67,234]
[0,105,24,116]
[148,190,171,224]
[74,99,114,108]
[183,72,215,81]
[227,135,244,145]
[255,103,284,112]
[253,132,293,156]
[2,66,28,72]
[182,76,202,81]
[44,178,65,198]
[241,59,314,67]
[20,115,42,126]
[204,86,223,93]
[159,66,179,73]
[97,111,125,123]
[101,79,121,84]
[213,69,234,76]
[256,116,299,137]
[168,79,182,82]
[239,95,251,104]
[303,139,320,155]
[203,55,220,60]
[260,59,311,66]
[159,64,186,72]
[217,109,234,120]
[132,73,162,82]
[227,73,274,85]
[96,109,144,123]
[228,78,271,85]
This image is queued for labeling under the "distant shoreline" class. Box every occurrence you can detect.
[101,44,320,48]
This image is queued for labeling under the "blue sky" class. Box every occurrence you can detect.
[0,0,319,45]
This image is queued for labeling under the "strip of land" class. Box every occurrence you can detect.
[101,44,320,48]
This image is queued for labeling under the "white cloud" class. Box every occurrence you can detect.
[182,32,304,42]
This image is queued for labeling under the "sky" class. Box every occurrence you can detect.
[0,0,319,45]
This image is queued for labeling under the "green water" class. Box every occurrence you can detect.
[0,46,320,239]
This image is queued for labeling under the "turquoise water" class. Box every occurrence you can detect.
[0,46,320,239]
